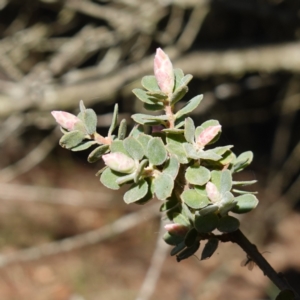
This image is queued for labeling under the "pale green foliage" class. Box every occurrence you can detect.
[52,49,259,263]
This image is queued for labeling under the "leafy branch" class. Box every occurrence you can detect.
[52,48,298,300]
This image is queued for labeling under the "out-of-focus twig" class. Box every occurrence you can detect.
[135,220,169,300]
[0,183,120,209]
[0,203,160,268]
[0,128,59,182]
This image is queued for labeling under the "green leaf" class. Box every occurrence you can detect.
[175,95,203,119]
[198,150,222,161]
[170,86,188,105]
[234,151,254,173]
[219,191,236,216]
[129,124,144,137]
[131,113,167,126]
[134,159,148,183]
[219,150,236,165]
[71,141,96,151]
[133,88,162,104]
[163,232,184,246]
[211,170,221,190]
[183,143,200,160]
[181,189,210,209]
[143,103,164,111]
[201,238,219,260]
[110,140,129,155]
[232,194,259,214]
[217,216,240,232]
[78,108,98,135]
[108,104,118,136]
[118,119,127,140]
[180,74,193,87]
[174,69,185,91]
[123,179,148,204]
[163,155,180,179]
[170,242,186,256]
[232,180,257,186]
[232,189,257,195]
[176,241,200,262]
[198,205,219,216]
[181,202,194,223]
[123,137,144,160]
[220,170,232,194]
[100,168,123,190]
[134,179,155,205]
[212,145,234,156]
[185,165,211,186]
[147,137,167,166]
[146,90,168,99]
[162,129,184,134]
[166,144,188,164]
[116,173,135,185]
[154,173,174,200]
[184,117,195,143]
[79,100,86,112]
[137,133,152,153]
[173,213,190,227]
[160,195,178,212]
[88,144,110,163]
[141,75,160,91]
[184,228,198,247]
[166,133,189,164]
[195,120,221,146]
[59,130,86,149]
[194,213,219,233]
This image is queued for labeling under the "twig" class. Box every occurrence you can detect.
[0,203,160,268]
[135,220,169,300]
[0,183,121,209]
[228,229,300,299]
[0,128,59,182]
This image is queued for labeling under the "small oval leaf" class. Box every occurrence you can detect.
[194,213,219,233]
[201,238,219,260]
[185,165,211,186]
[217,216,240,233]
[123,137,144,160]
[123,179,148,204]
[147,137,167,166]
[154,173,174,200]
[181,189,210,210]
[232,194,259,214]
[88,144,110,163]
[59,130,86,149]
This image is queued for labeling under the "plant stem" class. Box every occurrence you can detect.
[228,229,300,299]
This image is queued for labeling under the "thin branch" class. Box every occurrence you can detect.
[0,203,160,268]
[0,183,121,209]
[228,229,300,299]
[135,220,169,300]
[0,128,59,182]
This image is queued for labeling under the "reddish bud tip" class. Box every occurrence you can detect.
[206,182,220,203]
[197,125,222,147]
[51,111,81,131]
[154,48,174,96]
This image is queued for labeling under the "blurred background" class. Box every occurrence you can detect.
[0,0,300,299]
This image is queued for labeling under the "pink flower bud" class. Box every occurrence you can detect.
[206,182,220,203]
[51,111,81,131]
[102,152,136,174]
[197,125,221,147]
[164,223,189,236]
[154,48,174,96]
